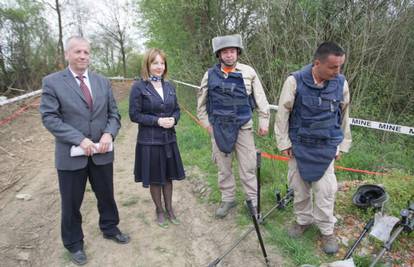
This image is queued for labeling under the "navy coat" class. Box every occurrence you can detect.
[129,79,180,145]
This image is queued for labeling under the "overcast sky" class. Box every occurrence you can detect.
[41,0,147,51]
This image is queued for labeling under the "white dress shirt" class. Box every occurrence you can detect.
[69,67,93,99]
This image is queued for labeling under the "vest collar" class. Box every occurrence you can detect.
[301,64,341,92]
[301,64,323,89]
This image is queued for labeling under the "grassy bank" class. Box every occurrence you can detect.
[119,85,413,266]
[175,95,414,266]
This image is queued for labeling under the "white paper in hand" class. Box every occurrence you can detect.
[70,143,113,157]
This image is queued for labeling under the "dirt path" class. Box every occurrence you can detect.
[0,84,284,267]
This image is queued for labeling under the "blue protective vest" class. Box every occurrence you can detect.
[289,64,345,182]
[207,64,252,153]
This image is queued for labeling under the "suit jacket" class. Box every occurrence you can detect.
[40,68,121,170]
[129,79,180,145]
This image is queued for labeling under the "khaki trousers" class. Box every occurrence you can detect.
[211,128,257,206]
[288,158,337,235]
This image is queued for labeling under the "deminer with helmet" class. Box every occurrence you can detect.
[197,34,270,219]
[274,42,352,255]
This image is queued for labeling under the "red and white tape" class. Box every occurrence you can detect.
[173,80,413,136]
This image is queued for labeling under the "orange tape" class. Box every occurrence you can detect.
[0,98,40,127]
[181,105,386,176]
[261,151,289,161]
[334,166,384,175]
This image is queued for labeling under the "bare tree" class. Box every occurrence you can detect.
[55,0,64,67]
[42,0,66,68]
[95,0,133,77]
[68,0,90,36]
[0,44,11,90]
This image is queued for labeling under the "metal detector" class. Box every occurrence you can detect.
[343,184,389,260]
[246,199,270,266]
[256,151,262,220]
[369,202,414,267]
[207,188,294,267]
[343,218,375,260]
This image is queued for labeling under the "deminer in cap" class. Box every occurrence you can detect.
[197,34,270,218]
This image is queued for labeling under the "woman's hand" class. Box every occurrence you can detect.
[158,117,175,128]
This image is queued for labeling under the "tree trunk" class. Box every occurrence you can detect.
[56,0,65,69]
[120,41,126,78]
[0,45,10,93]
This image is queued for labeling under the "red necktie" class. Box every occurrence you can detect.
[76,75,93,111]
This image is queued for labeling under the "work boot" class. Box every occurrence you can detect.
[321,234,339,254]
[244,202,259,220]
[287,222,311,238]
[215,201,237,218]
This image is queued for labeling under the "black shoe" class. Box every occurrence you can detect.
[103,232,130,244]
[70,249,87,266]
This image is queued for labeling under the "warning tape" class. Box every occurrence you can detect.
[172,79,413,136]
[348,118,413,136]
[0,98,40,127]
[0,78,132,126]
[0,77,133,107]
[0,78,389,175]
[2,78,411,137]
[0,89,42,106]
[180,105,385,176]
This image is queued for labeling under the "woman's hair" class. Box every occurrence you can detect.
[141,48,168,80]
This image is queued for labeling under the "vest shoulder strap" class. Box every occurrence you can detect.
[290,70,302,81]
[337,74,345,95]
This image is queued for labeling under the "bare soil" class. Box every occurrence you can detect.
[0,82,284,267]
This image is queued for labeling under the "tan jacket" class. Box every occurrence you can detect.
[274,75,352,153]
[197,62,270,130]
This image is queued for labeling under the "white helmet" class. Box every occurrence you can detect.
[212,34,243,55]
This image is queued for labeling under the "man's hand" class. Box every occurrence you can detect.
[258,127,268,136]
[98,133,113,153]
[282,148,293,158]
[335,151,342,161]
[158,117,175,129]
[206,125,213,135]
[80,138,97,156]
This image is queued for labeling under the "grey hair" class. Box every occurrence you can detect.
[64,36,90,52]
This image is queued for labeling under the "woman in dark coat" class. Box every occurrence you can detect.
[129,48,185,228]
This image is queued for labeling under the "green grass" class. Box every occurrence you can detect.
[174,86,414,266]
[176,110,222,203]
[336,128,414,179]
[120,84,413,265]
[176,111,323,266]
[121,196,139,207]
[115,98,129,142]
[117,97,129,118]
[137,212,151,225]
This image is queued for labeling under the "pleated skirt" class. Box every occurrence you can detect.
[134,142,185,188]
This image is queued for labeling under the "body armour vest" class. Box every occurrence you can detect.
[207,64,252,153]
[289,64,345,182]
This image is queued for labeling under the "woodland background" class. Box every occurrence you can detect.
[1,0,414,125]
[1,1,413,265]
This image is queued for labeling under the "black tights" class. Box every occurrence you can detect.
[149,181,176,220]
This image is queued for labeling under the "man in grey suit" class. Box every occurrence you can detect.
[40,36,129,265]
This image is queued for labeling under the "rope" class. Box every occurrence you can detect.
[0,79,395,175]
[180,104,385,176]
[0,98,40,127]
[170,79,413,136]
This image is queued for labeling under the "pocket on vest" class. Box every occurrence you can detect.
[297,127,331,139]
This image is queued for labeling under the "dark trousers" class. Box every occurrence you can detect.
[57,159,120,252]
